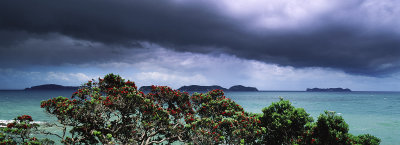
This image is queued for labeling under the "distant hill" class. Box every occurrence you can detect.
[23,84,261,92]
[178,85,228,92]
[306,88,351,92]
[139,86,152,92]
[24,84,79,91]
[228,85,258,91]
[177,85,259,92]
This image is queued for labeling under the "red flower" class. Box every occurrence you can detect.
[311,138,315,144]
[7,123,14,128]
[18,115,33,121]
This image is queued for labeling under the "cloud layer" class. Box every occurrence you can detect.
[1,0,400,77]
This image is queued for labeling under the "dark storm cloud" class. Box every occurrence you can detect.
[0,0,399,76]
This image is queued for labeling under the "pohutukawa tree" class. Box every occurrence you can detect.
[37,73,380,145]
[187,90,264,144]
[40,74,264,144]
[41,74,195,144]
[0,115,54,145]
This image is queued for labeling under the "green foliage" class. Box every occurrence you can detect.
[259,97,313,144]
[40,74,264,144]
[352,134,381,145]
[295,111,380,145]
[41,74,192,144]
[35,73,380,145]
[0,115,55,145]
[187,90,263,144]
[313,111,350,145]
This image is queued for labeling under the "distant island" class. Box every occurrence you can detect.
[306,88,351,92]
[24,84,79,91]
[139,85,259,92]
[139,86,152,92]
[25,84,259,92]
[178,85,259,92]
[178,85,228,92]
[228,85,258,91]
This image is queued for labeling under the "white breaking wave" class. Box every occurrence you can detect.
[0,120,46,127]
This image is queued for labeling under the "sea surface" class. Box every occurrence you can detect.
[0,90,399,144]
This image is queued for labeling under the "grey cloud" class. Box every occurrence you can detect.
[0,33,130,67]
[0,0,400,76]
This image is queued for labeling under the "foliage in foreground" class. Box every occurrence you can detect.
[0,115,54,145]
[259,98,314,144]
[1,74,381,144]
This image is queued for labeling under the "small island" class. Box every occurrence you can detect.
[25,84,261,92]
[306,88,351,92]
[24,84,79,91]
[177,85,259,92]
[139,85,259,92]
[139,86,152,92]
[228,85,258,91]
[178,85,228,92]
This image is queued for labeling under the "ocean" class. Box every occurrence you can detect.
[0,90,399,144]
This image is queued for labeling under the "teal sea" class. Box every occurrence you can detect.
[0,90,399,144]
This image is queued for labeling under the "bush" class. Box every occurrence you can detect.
[353,134,381,145]
[259,97,313,144]
[296,111,381,145]
[296,111,352,145]
[313,111,351,144]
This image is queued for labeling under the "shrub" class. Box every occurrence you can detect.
[313,111,350,144]
[353,134,381,145]
[296,111,380,145]
[259,97,313,144]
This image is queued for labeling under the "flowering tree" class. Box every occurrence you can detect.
[40,74,266,144]
[0,115,54,145]
[187,90,264,144]
[41,74,193,144]
[38,73,380,145]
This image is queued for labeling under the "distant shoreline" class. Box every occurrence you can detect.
[306,87,351,92]
[0,84,398,92]
[1,89,399,93]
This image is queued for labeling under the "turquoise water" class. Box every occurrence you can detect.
[0,90,399,144]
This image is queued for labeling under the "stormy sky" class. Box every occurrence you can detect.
[0,0,399,91]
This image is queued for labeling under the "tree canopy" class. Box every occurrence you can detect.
[1,74,381,145]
